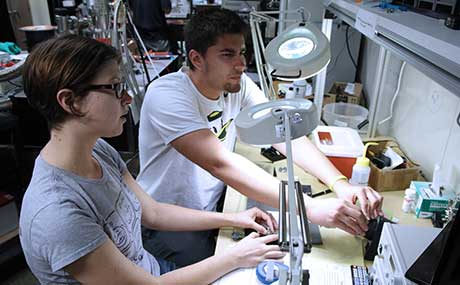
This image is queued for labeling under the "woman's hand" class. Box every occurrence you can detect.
[225,233,285,268]
[227,207,278,234]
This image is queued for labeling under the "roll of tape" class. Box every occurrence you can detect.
[256,261,289,284]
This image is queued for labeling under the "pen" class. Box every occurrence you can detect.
[312,189,333,198]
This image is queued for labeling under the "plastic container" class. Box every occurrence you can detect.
[322,102,368,129]
[19,25,56,51]
[312,126,364,178]
[349,142,378,186]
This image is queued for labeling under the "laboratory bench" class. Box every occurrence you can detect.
[214,141,432,281]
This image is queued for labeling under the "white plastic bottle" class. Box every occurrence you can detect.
[350,142,378,186]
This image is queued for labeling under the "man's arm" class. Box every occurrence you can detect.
[171,129,281,208]
[272,136,384,219]
[170,129,368,235]
[123,171,276,233]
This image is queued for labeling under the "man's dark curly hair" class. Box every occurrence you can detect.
[184,8,248,70]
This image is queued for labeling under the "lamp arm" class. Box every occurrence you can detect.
[284,111,304,285]
[250,16,269,98]
[250,15,277,100]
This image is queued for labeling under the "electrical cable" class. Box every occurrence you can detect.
[345,23,369,108]
[378,61,407,125]
[326,37,347,77]
[346,25,358,69]
[326,23,352,77]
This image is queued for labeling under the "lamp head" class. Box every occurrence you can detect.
[265,23,331,81]
[235,98,319,145]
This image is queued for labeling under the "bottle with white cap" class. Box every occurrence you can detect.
[349,142,378,186]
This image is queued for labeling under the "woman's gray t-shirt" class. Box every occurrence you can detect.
[19,139,160,284]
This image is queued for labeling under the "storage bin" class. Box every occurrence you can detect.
[312,126,364,178]
[366,139,421,192]
[323,102,368,129]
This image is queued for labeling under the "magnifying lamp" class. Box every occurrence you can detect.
[238,8,332,285]
[250,8,331,100]
[235,98,319,285]
[265,23,330,81]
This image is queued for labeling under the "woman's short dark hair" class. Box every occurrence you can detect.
[184,8,248,70]
[22,34,120,130]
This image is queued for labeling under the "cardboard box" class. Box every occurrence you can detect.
[328,82,362,104]
[411,181,457,218]
[306,82,363,106]
[366,139,421,192]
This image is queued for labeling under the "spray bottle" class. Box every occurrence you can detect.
[350,142,378,186]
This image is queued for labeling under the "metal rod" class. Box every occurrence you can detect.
[296,181,311,253]
[279,181,288,250]
[278,0,288,32]
[368,47,389,138]
[284,111,304,285]
[313,16,333,121]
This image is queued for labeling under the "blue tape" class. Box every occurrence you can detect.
[256,261,289,284]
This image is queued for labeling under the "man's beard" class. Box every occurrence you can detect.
[223,82,241,93]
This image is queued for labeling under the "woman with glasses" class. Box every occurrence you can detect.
[19,35,283,284]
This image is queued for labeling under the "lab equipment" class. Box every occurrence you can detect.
[260,146,286,162]
[249,8,331,100]
[349,142,378,186]
[292,79,307,98]
[306,263,371,285]
[405,205,460,284]
[363,216,395,261]
[350,265,371,285]
[242,6,331,284]
[371,223,442,285]
[235,98,319,285]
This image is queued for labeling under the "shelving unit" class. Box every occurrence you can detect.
[323,0,460,96]
[321,0,460,137]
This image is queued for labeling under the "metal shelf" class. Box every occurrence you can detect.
[323,0,460,97]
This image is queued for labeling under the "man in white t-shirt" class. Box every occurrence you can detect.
[137,8,383,267]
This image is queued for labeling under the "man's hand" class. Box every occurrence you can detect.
[307,198,369,236]
[227,207,278,234]
[334,180,384,220]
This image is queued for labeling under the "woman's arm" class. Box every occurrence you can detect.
[65,231,283,284]
[123,171,276,233]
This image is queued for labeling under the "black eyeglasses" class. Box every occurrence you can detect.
[83,81,128,99]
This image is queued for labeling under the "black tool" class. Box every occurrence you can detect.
[370,152,391,169]
[364,216,395,261]
[260,147,286,162]
[445,15,460,30]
